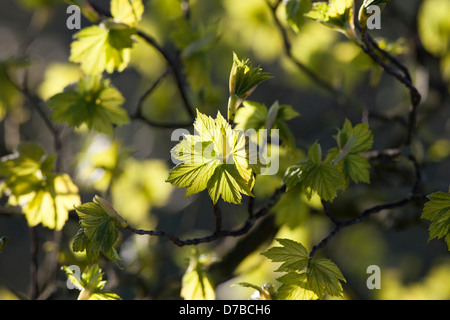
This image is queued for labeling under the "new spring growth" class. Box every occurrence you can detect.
[0,236,8,254]
[227,52,272,124]
[93,195,128,228]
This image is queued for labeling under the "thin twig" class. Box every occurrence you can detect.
[125,185,287,246]
[358,29,421,146]
[267,0,353,105]
[136,30,195,120]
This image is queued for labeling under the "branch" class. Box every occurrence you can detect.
[358,28,421,146]
[131,67,192,128]
[309,152,426,258]
[136,30,195,120]
[266,0,354,106]
[125,185,287,247]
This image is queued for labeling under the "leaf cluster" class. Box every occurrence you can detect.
[261,239,346,299]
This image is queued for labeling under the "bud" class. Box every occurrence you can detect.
[227,52,272,123]
[93,195,128,228]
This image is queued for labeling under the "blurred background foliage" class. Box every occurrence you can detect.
[0,0,449,300]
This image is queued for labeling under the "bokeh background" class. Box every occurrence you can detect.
[0,0,449,300]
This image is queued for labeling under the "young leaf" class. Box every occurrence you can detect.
[228,53,272,122]
[234,100,299,149]
[422,191,450,250]
[327,119,374,185]
[276,283,318,300]
[171,20,220,92]
[181,250,216,300]
[262,238,346,299]
[63,264,122,300]
[69,22,136,75]
[284,0,312,33]
[261,238,309,272]
[110,0,144,27]
[305,0,357,41]
[167,110,258,204]
[307,258,346,298]
[73,197,122,264]
[0,143,81,230]
[283,142,346,201]
[48,75,129,136]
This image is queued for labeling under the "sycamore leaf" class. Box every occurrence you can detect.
[228,53,272,122]
[167,110,257,204]
[234,100,299,149]
[261,238,309,272]
[21,173,81,230]
[283,142,346,201]
[170,21,220,92]
[0,143,80,230]
[307,258,346,298]
[181,250,216,300]
[262,238,346,299]
[422,191,450,250]
[48,75,129,136]
[284,0,312,33]
[63,264,122,300]
[305,0,356,40]
[327,119,373,185]
[276,283,318,300]
[69,22,136,75]
[110,0,144,27]
[73,198,122,265]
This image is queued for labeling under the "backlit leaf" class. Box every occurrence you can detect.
[167,110,258,204]
[422,191,450,250]
[48,75,129,136]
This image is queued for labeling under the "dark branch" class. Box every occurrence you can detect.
[125,185,287,247]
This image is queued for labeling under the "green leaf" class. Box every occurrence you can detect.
[327,119,373,185]
[73,198,122,264]
[422,191,450,250]
[0,143,81,230]
[283,142,346,201]
[167,110,257,204]
[305,0,356,40]
[276,283,318,300]
[63,264,122,300]
[69,22,136,75]
[110,0,144,27]
[262,238,346,299]
[261,238,309,272]
[307,258,346,298]
[171,20,220,92]
[181,250,216,300]
[234,100,299,149]
[48,75,129,136]
[284,0,312,33]
[22,173,81,230]
[228,53,272,122]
